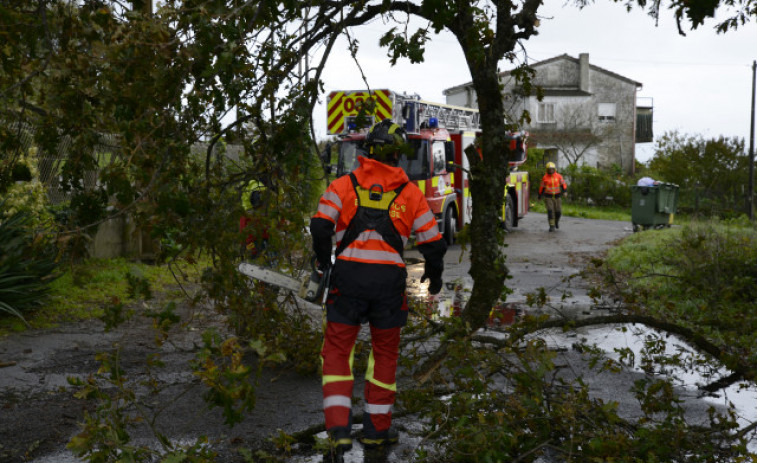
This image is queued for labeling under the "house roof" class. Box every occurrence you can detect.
[442,53,643,95]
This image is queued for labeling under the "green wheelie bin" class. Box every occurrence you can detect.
[631,183,679,232]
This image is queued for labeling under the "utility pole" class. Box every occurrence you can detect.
[748,60,756,220]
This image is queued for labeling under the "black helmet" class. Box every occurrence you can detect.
[366,119,406,146]
[365,119,407,164]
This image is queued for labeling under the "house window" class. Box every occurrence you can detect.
[598,103,616,122]
[537,102,555,123]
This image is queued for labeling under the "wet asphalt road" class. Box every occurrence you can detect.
[405,211,634,319]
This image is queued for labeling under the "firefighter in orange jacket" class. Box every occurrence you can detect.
[310,119,447,458]
[538,162,568,232]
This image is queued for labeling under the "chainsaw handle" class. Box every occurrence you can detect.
[320,266,332,307]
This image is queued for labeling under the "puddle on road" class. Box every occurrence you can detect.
[534,324,757,451]
[406,278,522,328]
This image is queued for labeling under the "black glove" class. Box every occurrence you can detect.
[421,273,443,295]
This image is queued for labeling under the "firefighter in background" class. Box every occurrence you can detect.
[240,179,270,259]
[538,162,568,232]
[310,119,447,459]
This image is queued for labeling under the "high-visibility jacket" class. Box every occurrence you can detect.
[311,156,445,298]
[241,179,267,211]
[539,172,567,196]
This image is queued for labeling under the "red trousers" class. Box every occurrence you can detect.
[320,290,406,439]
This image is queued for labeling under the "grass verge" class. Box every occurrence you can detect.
[529,201,631,222]
[529,200,702,225]
[0,257,201,335]
[601,216,757,353]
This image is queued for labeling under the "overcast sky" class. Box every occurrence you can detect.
[314,2,757,163]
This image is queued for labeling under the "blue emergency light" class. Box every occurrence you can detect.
[428,117,439,128]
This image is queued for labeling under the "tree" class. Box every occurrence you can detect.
[580,0,757,34]
[0,0,540,365]
[649,130,749,213]
[3,0,754,342]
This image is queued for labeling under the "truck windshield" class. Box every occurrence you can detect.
[337,141,369,177]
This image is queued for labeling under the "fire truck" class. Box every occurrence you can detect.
[321,89,529,244]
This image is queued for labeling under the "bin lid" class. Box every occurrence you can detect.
[631,182,679,189]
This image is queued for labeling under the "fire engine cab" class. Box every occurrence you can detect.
[321,89,529,244]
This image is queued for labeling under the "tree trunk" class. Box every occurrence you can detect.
[460,60,511,332]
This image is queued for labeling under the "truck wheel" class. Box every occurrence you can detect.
[504,195,515,233]
[443,207,456,245]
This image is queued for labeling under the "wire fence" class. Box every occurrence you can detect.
[11,124,123,205]
[10,124,244,206]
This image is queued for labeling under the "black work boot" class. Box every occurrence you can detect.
[323,433,352,462]
[364,445,390,463]
[359,427,399,449]
[555,212,561,229]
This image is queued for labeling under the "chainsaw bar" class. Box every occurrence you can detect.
[237,263,323,312]
[238,263,302,292]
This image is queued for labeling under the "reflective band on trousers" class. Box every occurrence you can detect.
[364,403,393,414]
[324,395,352,409]
[322,374,354,386]
[366,350,397,392]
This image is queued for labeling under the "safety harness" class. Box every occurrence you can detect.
[335,173,408,259]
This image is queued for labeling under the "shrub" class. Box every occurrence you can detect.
[0,147,51,226]
[0,208,59,320]
[522,150,633,208]
[562,164,631,207]
[605,221,757,354]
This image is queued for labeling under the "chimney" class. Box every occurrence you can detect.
[579,53,589,93]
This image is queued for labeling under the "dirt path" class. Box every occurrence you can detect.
[0,213,633,463]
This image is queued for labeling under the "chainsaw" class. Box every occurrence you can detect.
[237,257,331,310]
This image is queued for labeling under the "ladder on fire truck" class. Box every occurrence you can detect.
[393,93,481,133]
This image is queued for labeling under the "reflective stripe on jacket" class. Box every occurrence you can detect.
[539,172,567,196]
[312,156,442,268]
